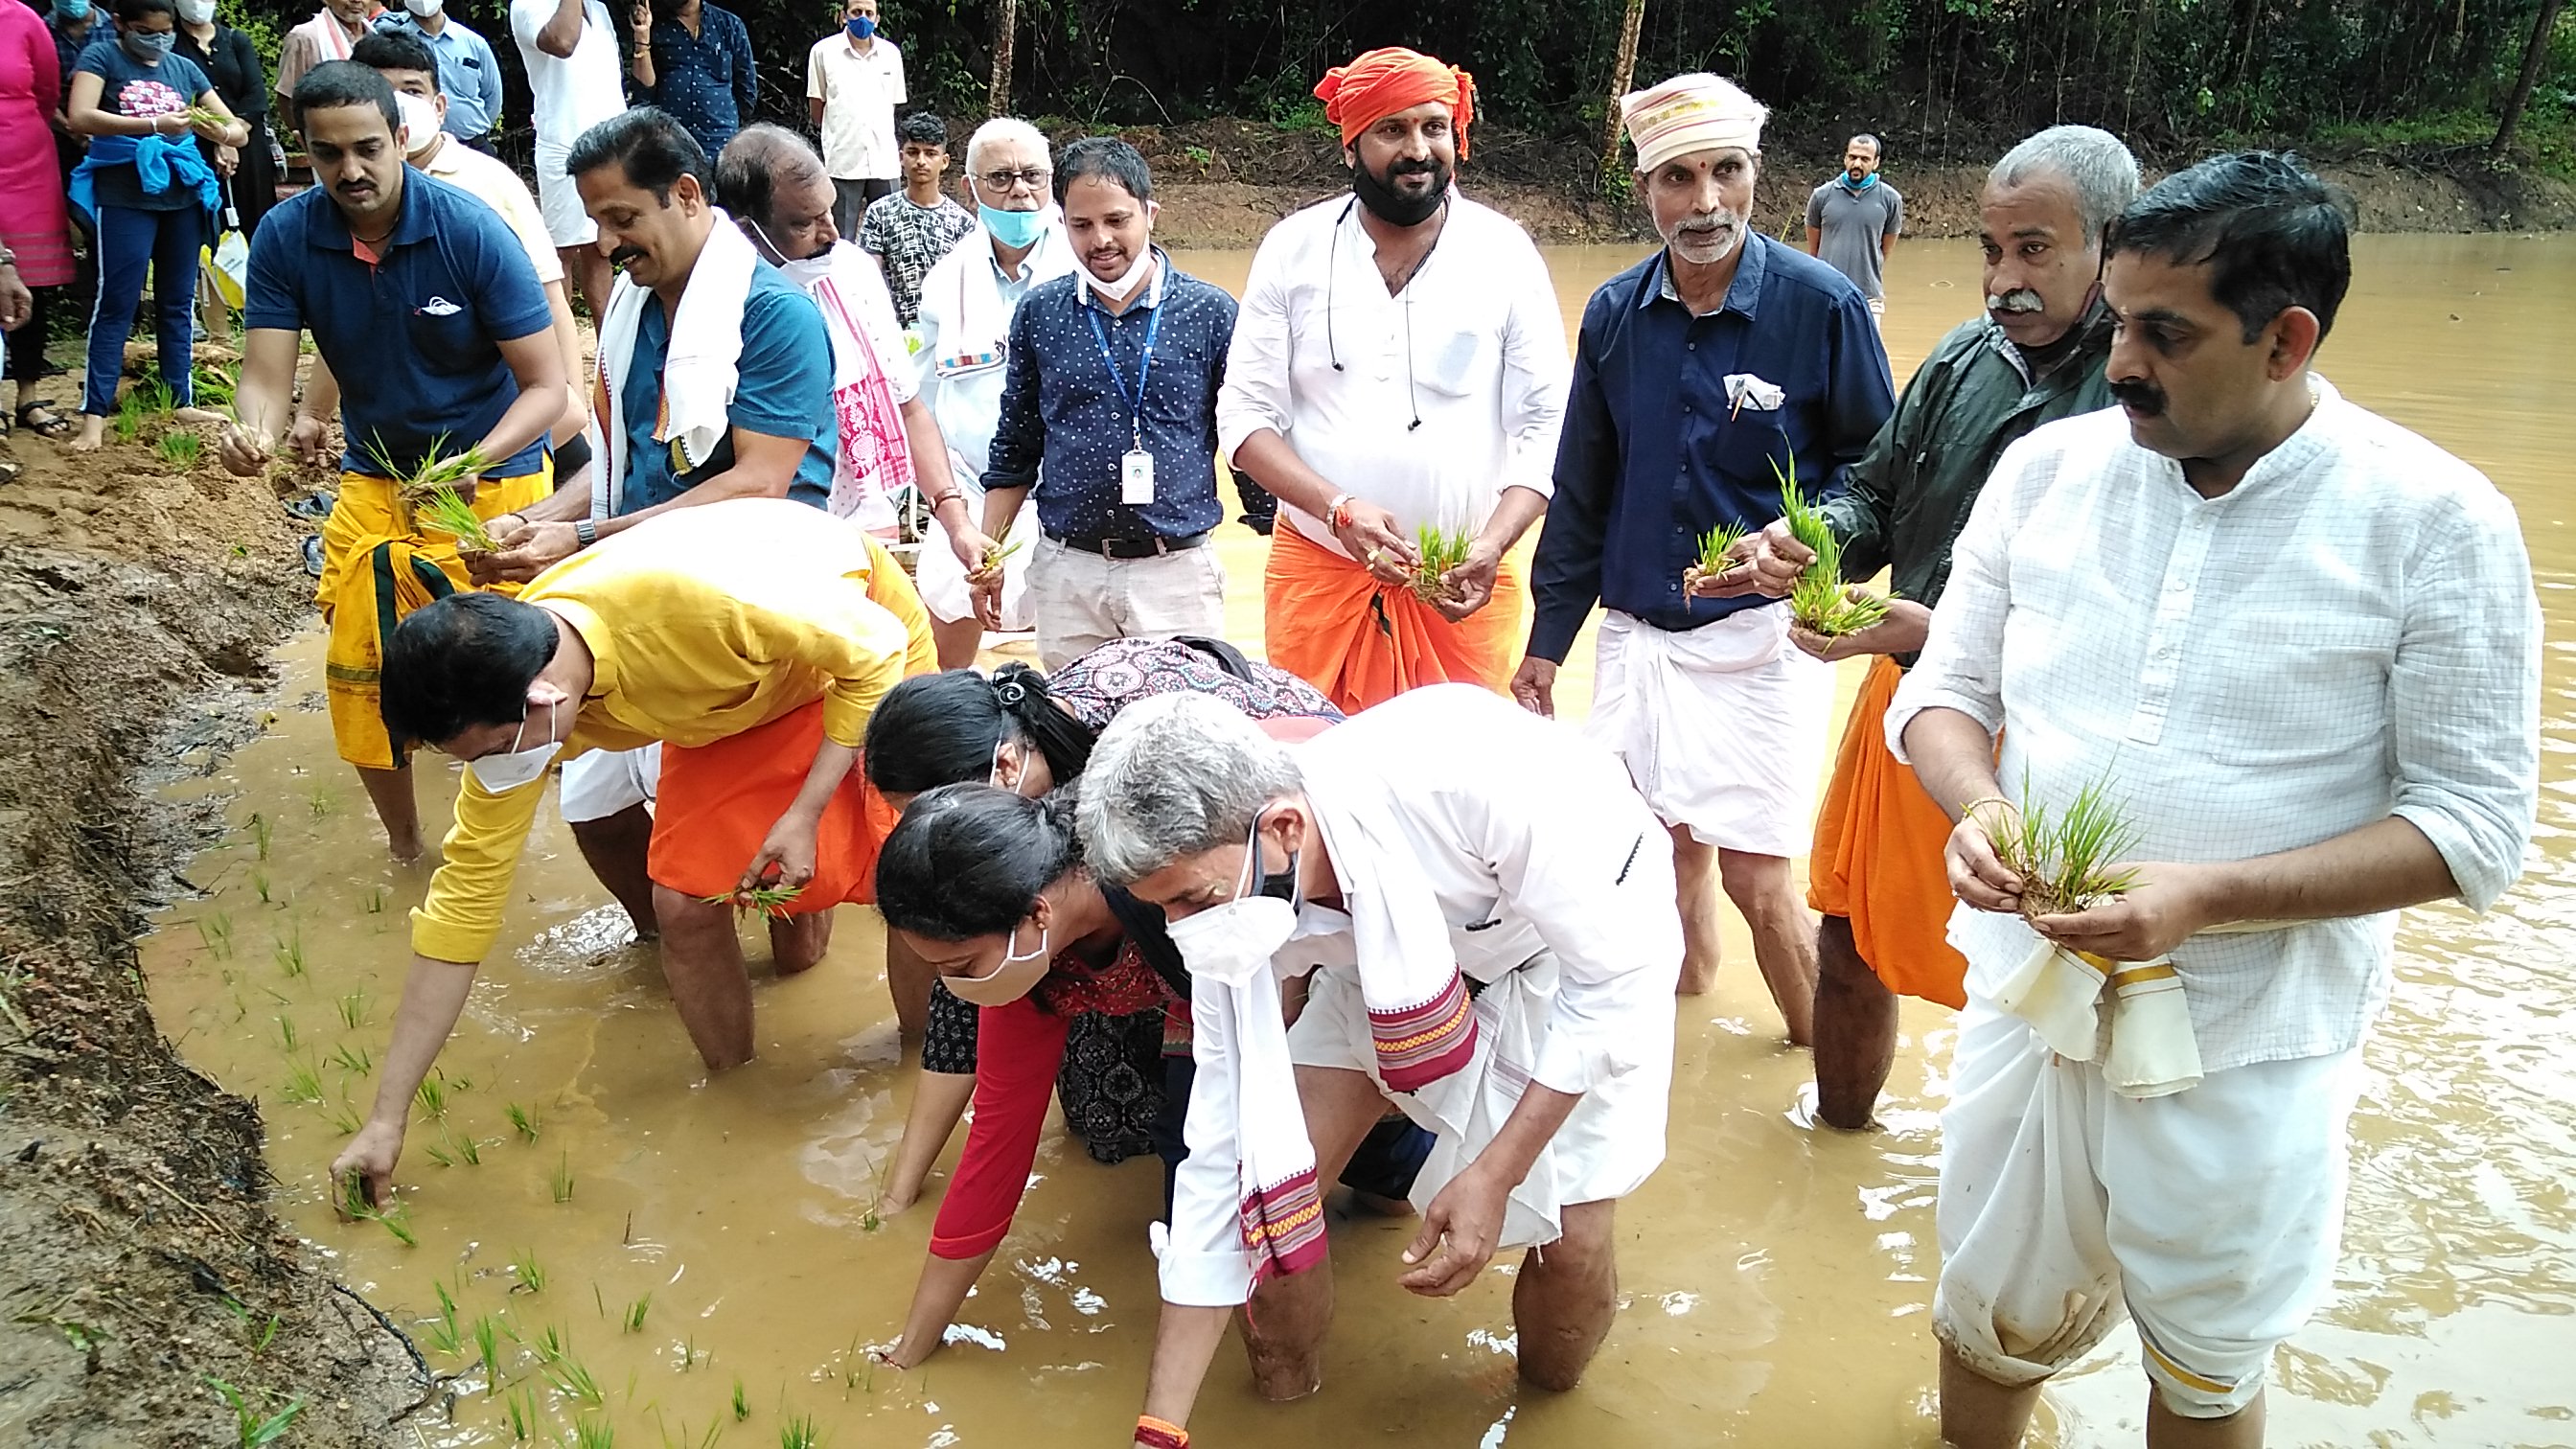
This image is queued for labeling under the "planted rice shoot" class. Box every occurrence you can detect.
[546,1356,606,1408]
[702,884,802,920]
[732,1378,749,1421]
[328,1041,371,1075]
[511,1247,547,1295]
[532,1322,568,1365]
[1774,449,1892,637]
[1988,769,2146,919]
[415,1074,448,1119]
[551,1151,576,1203]
[473,1315,502,1394]
[249,812,271,861]
[574,1417,615,1449]
[623,1293,652,1333]
[158,430,204,470]
[780,1416,822,1449]
[335,991,370,1029]
[196,912,234,958]
[504,1386,535,1440]
[279,1058,322,1106]
[1410,521,1474,604]
[204,1375,304,1448]
[274,1015,297,1052]
[325,1099,362,1136]
[507,1102,540,1142]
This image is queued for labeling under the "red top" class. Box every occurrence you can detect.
[930,940,1170,1260]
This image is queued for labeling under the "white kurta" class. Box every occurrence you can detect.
[1215,194,1569,551]
[1160,685,1681,1307]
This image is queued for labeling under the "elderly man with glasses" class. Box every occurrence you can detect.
[907,117,1074,667]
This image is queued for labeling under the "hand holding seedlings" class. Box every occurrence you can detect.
[1774,453,1895,636]
[1681,520,1749,599]
[330,1118,407,1214]
[217,420,273,477]
[1410,522,1475,608]
[1787,595,1933,662]
[1329,494,1415,583]
[702,883,804,919]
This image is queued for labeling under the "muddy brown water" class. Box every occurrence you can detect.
[140,235,2575,1446]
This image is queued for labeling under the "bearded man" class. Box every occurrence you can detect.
[1519,73,1894,1038]
[1216,46,1568,713]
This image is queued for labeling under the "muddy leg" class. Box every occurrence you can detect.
[356,763,422,863]
[656,886,755,1070]
[1717,847,1817,1046]
[1238,1064,1386,1401]
[569,803,659,937]
[1940,1340,2045,1449]
[1812,913,1898,1128]
[1513,1199,1619,1392]
[2146,1386,2264,1449]
[885,926,933,1039]
[1670,824,1725,996]
[932,615,984,671]
[769,908,834,974]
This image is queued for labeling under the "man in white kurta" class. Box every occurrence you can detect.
[1079,685,1679,1439]
[1218,46,1567,715]
[909,118,1075,666]
[1890,151,2538,1448]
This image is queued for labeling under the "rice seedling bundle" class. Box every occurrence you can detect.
[182,105,228,131]
[979,521,1024,572]
[1682,520,1746,595]
[1411,521,1474,604]
[1775,449,1894,637]
[1988,770,2145,919]
[702,884,803,920]
[156,430,203,470]
[372,439,496,551]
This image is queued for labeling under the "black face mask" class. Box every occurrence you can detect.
[1351,154,1450,227]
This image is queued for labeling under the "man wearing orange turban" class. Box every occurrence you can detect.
[1217,47,1568,716]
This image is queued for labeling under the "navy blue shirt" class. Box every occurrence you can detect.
[613,262,837,514]
[983,252,1237,540]
[244,171,555,479]
[1530,235,1896,659]
[642,2,754,154]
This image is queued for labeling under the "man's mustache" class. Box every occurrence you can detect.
[2108,379,2167,417]
[1987,289,2045,314]
[609,245,648,268]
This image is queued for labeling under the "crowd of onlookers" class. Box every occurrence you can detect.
[0,0,919,481]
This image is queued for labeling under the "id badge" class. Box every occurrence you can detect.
[1120,448,1156,505]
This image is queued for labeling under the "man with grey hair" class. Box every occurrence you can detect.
[1741,123,2139,1129]
[908,116,1073,666]
[715,123,952,535]
[1079,684,1680,1436]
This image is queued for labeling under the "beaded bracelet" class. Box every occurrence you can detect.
[1135,1414,1189,1449]
[1324,492,1355,531]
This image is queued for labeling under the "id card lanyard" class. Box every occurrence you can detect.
[1087,291,1162,505]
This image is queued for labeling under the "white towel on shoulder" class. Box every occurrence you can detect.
[591,209,760,516]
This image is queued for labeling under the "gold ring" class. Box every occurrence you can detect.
[1366,547,1386,566]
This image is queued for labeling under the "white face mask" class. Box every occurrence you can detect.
[405,0,444,15]
[945,916,1050,1007]
[1163,811,1300,987]
[394,90,440,154]
[1082,242,1156,305]
[465,698,562,794]
[176,0,217,24]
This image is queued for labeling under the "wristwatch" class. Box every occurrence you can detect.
[574,518,598,549]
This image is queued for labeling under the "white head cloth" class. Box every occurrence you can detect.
[1622,73,1769,174]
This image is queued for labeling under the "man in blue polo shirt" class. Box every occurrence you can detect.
[373,0,504,148]
[975,136,1237,670]
[466,105,840,941]
[1519,73,1895,1045]
[219,59,566,864]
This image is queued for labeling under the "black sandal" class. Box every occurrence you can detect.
[15,401,72,442]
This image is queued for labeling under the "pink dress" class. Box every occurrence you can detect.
[0,0,71,288]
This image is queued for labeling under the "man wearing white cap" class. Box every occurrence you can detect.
[1519,74,1894,1040]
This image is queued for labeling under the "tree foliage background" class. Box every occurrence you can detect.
[228,0,2573,161]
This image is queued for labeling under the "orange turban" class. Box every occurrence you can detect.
[1313,47,1476,158]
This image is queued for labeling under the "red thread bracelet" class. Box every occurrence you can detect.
[1135,1415,1189,1448]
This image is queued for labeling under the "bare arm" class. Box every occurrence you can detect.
[806,94,822,128]
[328,953,478,1206]
[475,425,813,579]
[627,3,655,89]
[1398,1081,1580,1296]
[533,0,587,58]
[216,327,305,474]
[541,280,586,434]
[1232,426,1414,578]
[897,396,952,528]
[883,1068,973,1209]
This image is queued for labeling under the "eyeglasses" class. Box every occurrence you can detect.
[976,167,1052,195]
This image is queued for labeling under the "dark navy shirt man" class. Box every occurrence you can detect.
[630,0,754,156]
[979,138,1236,668]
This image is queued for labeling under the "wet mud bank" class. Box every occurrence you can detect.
[0,435,421,1443]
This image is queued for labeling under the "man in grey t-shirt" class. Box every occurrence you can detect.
[1806,133,1903,319]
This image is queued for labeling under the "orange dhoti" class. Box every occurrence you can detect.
[1807,655,1969,1008]
[1262,522,1525,715]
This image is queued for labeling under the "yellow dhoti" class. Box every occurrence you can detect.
[316,468,552,769]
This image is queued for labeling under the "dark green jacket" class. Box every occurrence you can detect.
[1821,304,2116,621]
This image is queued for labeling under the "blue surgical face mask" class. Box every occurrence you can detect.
[978,201,1046,250]
[57,0,92,21]
[844,13,874,38]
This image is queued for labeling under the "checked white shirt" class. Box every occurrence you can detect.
[1888,380,2540,1071]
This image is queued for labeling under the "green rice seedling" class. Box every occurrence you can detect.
[191,360,236,409]
[182,104,229,130]
[444,1128,481,1165]
[422,1283,461,1357]
[471,1314,503,1393]
[307,783,334,818]
[547,1356,605,1408]
[623,1293,651,1333]
[274,1015,297,1052]
[551,1151,575,1203]
[111,384,154,443]
[272,926,304,978]
[371,437,496,547]
[1683,520,1747,596]
[328,1041,371,1074]
[731,1379,749,1422]
[325,1099,362,1136]
[248,812,271,861]
[361,886,386,915]
[412,484,497,552]
[700,884,802,920]
[415,1074,448,1119]
[251,869,271,906]
[508,1102,540,1141]
[425,1139,455,1167]
[505,1386,535,1440]
[574,1418,615,1449]
[204,1376,305,1447]
[249,1314,279,1353]
[335,991,370,1029]
[1409,521,1474,605]
[695,1420,724,1449]
[374,1205,417,1247]
[279,1058,322,1105]
[978,519,1024,571]
[779,1416,821,1449]
[678,1336,699,1370]
[196,912,234,959]
[532,1322,568,1364]
[157,430,203,470]
[511,1247,547,1295]
[1989,770,2146,919]
[1771,448,1896,637]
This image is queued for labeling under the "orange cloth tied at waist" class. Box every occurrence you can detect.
[317,469,552,770]
[1263,522,1523,716]
[1313,47,1476,157]
[1807,655,1969,1008]
[648,699,903,908]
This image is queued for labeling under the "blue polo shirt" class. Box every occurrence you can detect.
[244,170,554,479]
[1529,234,1896,659]
[613,262,837,515]
[373,12,506,138]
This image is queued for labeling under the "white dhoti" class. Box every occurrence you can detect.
[914,483,1037,632]
[1935,992,2362,1417]
[1586,608,1834,857]
[558,745,662,824]
[1290,952,1674,1246]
